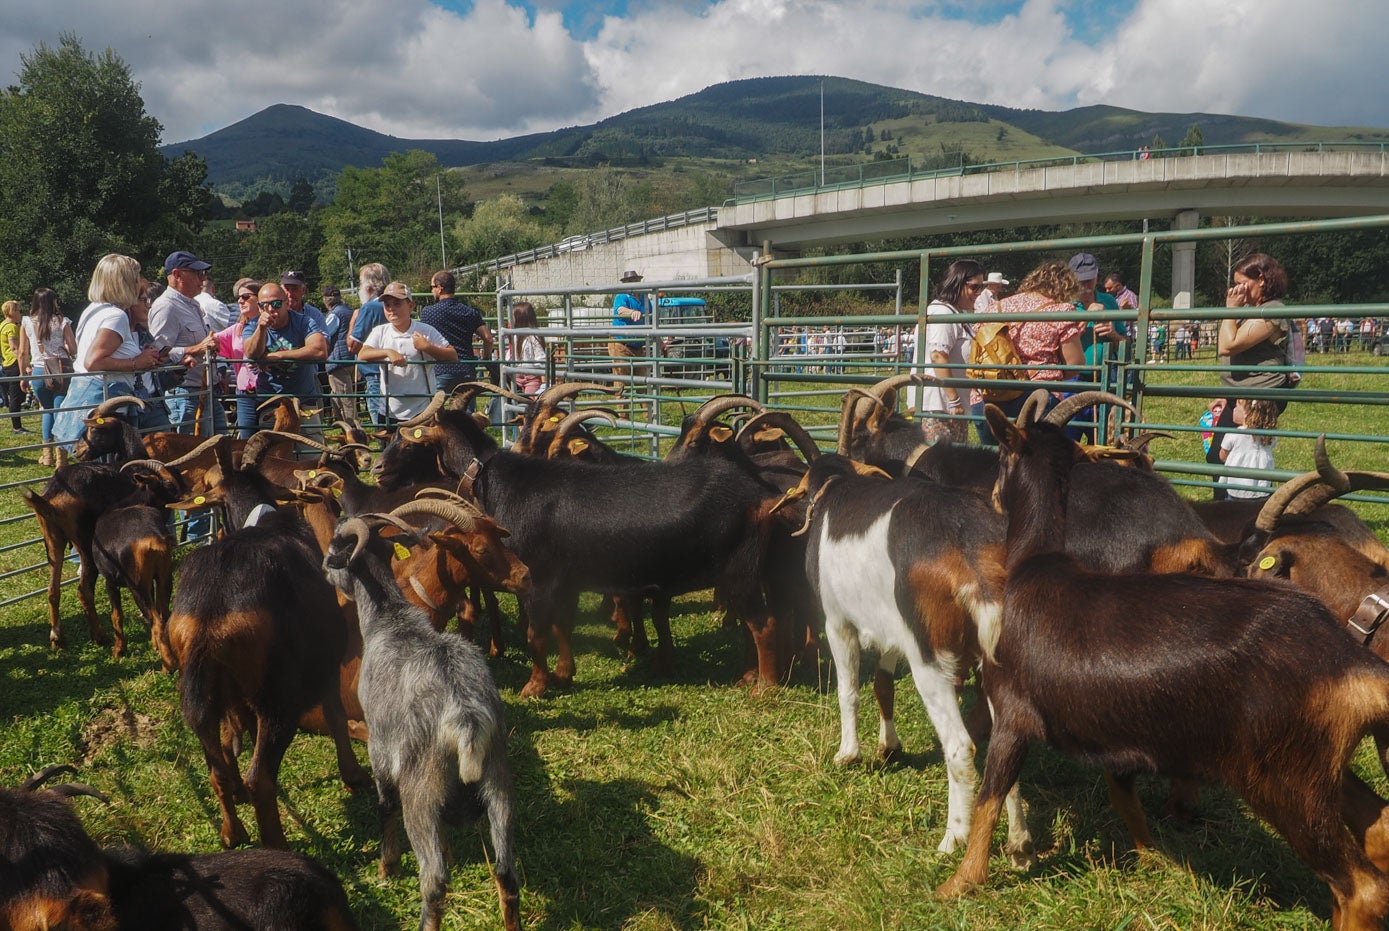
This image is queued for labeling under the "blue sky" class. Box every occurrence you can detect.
[2,0,1383,143]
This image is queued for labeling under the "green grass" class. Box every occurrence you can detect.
[3,352,1389,929]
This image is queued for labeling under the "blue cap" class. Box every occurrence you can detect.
[163,250,211,275]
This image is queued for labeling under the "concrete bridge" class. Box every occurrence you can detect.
[478,147,1389,305]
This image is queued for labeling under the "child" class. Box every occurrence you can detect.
[1217,399,1278,498]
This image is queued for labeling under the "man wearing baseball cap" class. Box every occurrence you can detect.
[149,250,223,435]
[280,270,328,407]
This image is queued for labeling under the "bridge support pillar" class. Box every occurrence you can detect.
[1171,209,1199,309]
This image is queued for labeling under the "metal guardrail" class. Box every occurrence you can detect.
[728,141,1389,204]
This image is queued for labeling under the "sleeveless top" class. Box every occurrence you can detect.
[1222,300,1289,389]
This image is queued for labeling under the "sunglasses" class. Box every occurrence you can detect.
[237,293,256,302]
[258,299,285,310]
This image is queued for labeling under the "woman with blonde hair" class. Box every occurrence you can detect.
[973,260,1087,442]
[18,288,77,464]
[52,254,165,449]
[0,300,26,434]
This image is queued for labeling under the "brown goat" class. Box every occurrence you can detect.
[940,405,1389,931]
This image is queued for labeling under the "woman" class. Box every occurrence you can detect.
[507,301,546,396]
[0,300,27,434]
[919,260,985,444]
[18,288,77,464]
[1205,252,1293,499]
[213,277,262,438]
[972,260,1087,442]
[52,254,164,450]
[357,281,457,423]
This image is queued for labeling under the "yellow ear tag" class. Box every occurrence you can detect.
[94,417,106,425]
[549,415,561,423]
[193,495,206,506]
[786,487,796,495]
[307,470,317,478]
[1258,555,1277,571]
[412,428,423,439]
[332,486,342,498]
[392,542,411,560]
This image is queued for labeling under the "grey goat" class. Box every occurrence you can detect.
[323,501,520,931]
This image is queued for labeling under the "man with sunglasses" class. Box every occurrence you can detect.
[244,282,328,439]
[149,250,224,435]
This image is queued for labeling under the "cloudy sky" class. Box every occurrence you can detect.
[3,0,1385,145]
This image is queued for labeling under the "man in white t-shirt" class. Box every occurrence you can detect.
[196,278,233,331]
[974,272,1008,312]
[357,281,458,422]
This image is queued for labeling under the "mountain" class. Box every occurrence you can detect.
[164,77,1389,196]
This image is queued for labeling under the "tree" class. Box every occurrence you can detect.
[0,35,204,306]
[1179,124,1205,150]
[288,177,316,215]
[1150,132,1168,155]
[317,150,469,284]
[455,194,556,266]
[243,213,325,288]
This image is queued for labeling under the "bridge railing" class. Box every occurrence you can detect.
[727,141,1389,205]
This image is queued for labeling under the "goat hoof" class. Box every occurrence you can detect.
[1006,841,1036,870]
[50,631,66,650]
[833,751,860,767]
[221,825,250,849]
[936,873,973,899]
[378,859,402,879]
[877,742,902,762]
[519,678,548,700]
[344,770,373,793]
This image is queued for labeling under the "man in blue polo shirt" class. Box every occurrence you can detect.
[244,281,327,439]
[609,269,651,398]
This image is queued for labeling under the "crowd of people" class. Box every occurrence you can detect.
[1,252,503,465]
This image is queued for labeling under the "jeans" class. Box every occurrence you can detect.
[164,385,227,435]
[235,390,259,439]
[31,374,63,443]
[361,370,385,427]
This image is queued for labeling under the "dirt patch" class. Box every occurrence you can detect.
[79,705,157,763]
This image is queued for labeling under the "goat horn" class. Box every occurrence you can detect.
[92,395,146,419]
[1254,439,1386,531]
[389,498,484,533]
[20,764,80,792]
[46,783,110,804]
[255,394,289,413]
[534,381,620,410]
[1043,391,1134,428]
[120,459,181,488]
[737,410,822,463]
[337,515,374,566]
[357,511,426,540]
[865,373,930,414]
[241,430,330,470]
[413,487,473,505]
[835,392,858,456]
[332,419,360,438]
[691,394,766,425]
[1313,434,1351,493]
[162,434,225,469]
[553,408,619,439]
[398,391,446,428]
[1017,389,1052,427]
[1123,430,1173,453]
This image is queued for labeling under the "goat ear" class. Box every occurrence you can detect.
[565,438,590,457]
[168,489,221,510]
[709,425,735,443]
[1249,547,1293,579]
[750,425,785,444]
[984,404,1023,452]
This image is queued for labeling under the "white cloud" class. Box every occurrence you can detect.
[0,0,1383,146]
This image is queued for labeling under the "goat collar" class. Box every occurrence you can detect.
[243,503,276,529]
[408,576,441,611]
[454,458,483,498]
[1347,586,1389,646]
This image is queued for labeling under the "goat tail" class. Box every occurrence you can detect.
[178,636,222,736]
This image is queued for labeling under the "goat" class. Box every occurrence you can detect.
[772,454,1032,862]
[71,396,149,463]
[376,391,798,697]
[87,460,180,667]
[0,765,114,931]
[939,403,1389,931]
[324,513,520,931]
[165,435,370,848]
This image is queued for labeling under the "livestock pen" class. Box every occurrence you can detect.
[4,215,1389,928]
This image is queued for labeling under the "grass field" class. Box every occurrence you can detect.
[2,349,1388,929]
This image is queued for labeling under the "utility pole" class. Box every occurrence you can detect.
[437,174,447,268]
[820,80,826,187]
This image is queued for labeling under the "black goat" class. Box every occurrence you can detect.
[939,404,1389,931]
[324,513,520,931]
[165,435,370,848]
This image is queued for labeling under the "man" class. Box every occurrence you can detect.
[974,272,1008,312]
[421,271,493,396]
[1104,272,1139,311]
[280,269,328,405]
[1068,253,1129,441]
[196,277,233,331]
[244,281,328,440]
[610,269,651,396]
[321,285,357,424]
[347,262,389,427]
[148,250,223,435]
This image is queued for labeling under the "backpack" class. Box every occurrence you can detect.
[967,320,1026,401]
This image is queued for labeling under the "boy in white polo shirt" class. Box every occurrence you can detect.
[357,281,457,422]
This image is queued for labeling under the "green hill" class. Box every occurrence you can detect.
[165,76,1389,197]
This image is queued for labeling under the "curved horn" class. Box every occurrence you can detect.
[255,394,289,413]
[46,783,110,804]
[1254,438,1367,532]
[445,381,530,408]
[20,764,80,792]
[398,391,446,428]
[691,394,766,425]
[866,372,929,409]
[1017,389,1052,427]
[241,430,330,470]
[389,498,485,533]
[1122,431,1173,454]
[163,434,226,470]
[554,408,619,440]
[332,419,361,438]
[120,459,181,488]
[413,487,473,506]
[92,395,146,419]
[336,515,374,567]
[737,410,822,463]
[1314,434,1350,493]
[534,381,620,410]
[836,392,858,456]
[1042,391,1134,428]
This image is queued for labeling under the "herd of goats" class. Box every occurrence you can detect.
[9,371,1389,930]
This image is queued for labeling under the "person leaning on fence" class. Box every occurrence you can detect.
[149,251,224,436]
[243,281,328,441]
[919,260,985,446]
[972,260,1087,444]
[321,284,358,425]
[213,277,262,438]
[18,287,76,465]
[1204,252,1296,500]
[507,301,546,396]
[422,270,493,411]
[610,270,651,396]
[53,255,166,451]
[357,281,457,424]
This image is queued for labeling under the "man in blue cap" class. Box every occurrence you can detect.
[149,250,223,435]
